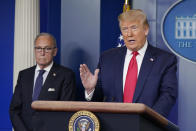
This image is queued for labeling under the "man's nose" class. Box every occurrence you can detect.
[40,49,46,55]
[127,28,132,36]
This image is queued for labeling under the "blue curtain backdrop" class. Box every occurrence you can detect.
[0,0,15,130]
[40,0,61,64]
[100,0,126,52]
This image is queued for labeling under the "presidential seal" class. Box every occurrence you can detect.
[69,110,100,131]
[162,0,196,63]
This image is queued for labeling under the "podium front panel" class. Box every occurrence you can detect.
[33,111,164,131]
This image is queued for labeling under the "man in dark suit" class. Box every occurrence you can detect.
[80,9,178,117]
[9,33,76,131]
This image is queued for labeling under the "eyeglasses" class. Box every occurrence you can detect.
[34,47,56,53]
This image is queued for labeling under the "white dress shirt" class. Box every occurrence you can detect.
[85,40,148,100]
[32,61,53,94]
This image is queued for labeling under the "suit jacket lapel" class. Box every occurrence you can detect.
[27,66,36,101]
[133,44,156,102]
[114,47,127,102]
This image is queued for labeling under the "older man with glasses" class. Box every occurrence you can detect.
[9,33,76,131]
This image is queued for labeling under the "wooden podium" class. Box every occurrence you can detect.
[31,101,179,131]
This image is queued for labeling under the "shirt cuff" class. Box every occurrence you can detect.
[85,89,95,101]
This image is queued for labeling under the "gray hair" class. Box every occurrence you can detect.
[34,32,57,47]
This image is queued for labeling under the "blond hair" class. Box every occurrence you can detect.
[118,9,149,28]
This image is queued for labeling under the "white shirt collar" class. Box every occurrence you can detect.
[126,40,148,56]
[35,61,54,72]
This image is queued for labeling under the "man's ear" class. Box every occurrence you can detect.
[53,48,58,57]
[144,26,149,36]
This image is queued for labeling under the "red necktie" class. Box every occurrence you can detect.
[124,51,138,103]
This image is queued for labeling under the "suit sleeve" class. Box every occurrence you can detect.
[9,72,28,131]
[152,55,178,117]
[59,70,76,101]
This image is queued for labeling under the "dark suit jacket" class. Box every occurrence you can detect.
[92,44,178,117]
[9,63,76,131]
